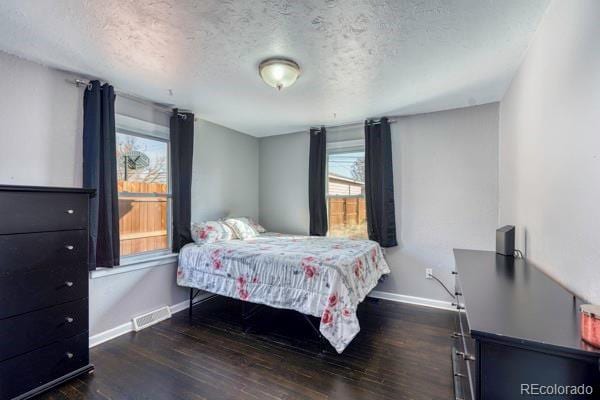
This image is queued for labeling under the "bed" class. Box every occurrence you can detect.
[177,232,390,353]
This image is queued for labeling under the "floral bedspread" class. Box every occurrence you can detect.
[177,233,390,353]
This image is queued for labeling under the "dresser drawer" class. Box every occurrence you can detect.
[0,298,87,361]
[452,343,473,400]
[454,291,477,400]
[0,230,87,319]
[456,296,477,364]
[0,331,88,400]
[454,274,462,297]
[0,191,88,234]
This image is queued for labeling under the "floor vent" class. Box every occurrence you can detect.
[132,306,172,332]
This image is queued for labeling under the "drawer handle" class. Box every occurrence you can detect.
[451,271,458,275]
[456,351,476,361]
[65,317,74,323]
[66,352,74,359]
[66,209,75,214]
[452,332,470,339]
[65,245,74,250]
[452,302,465,310]
[65,281,74,287]
[455,291,463,296]
[454,372,466,378]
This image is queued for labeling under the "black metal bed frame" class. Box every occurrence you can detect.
[188,288,330,352]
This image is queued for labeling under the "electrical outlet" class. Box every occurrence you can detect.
[425,268,433,279]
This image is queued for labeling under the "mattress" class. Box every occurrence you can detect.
[177,232,390,353]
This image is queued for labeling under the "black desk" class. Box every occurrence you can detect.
[452,249,600,400]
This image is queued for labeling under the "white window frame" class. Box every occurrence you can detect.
[325,139,367,238]
[115,115,173,262]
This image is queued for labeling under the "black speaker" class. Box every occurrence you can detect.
[496,225,515,256]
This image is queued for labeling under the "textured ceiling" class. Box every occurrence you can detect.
[0,0,549,137]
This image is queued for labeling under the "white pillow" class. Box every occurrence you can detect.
[231,216,266,233]
[191,221,236,244]
[224,218,259,240]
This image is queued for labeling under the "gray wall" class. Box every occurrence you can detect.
[192,120,259,222]
[90,96,182,336]
[259,103,499,301]
[381,104,498,300]
[90,262,184,335]
[259,131,310,234]
[498,0,600,304]
[0,51,83,186]
[91,119,259,336]
[258,125,365,234]
[0,50,260,336]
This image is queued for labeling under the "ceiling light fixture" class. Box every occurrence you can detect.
[259,58,301,91]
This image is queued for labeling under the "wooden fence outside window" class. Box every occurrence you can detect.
[118,181,168,256]
[328,196,368,239]
[117,184,369,254]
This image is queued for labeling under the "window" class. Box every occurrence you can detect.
[327,141,368,239]
[116,124,171,258]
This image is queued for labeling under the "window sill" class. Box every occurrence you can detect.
[90,253,178,279]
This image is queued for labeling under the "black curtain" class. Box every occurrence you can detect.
[308,127,328,236]
[83,81,120,269]
[170,110,195,252]
[365,117,397,247]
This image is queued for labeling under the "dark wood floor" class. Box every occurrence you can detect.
[37,296,455,400]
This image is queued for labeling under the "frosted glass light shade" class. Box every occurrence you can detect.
[259,58,301,90]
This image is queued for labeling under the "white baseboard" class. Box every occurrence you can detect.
[169,299,191,314]
[368,290,457,312]
[89,321,133,348]
[90,291,452,348]
[89,293,212,348]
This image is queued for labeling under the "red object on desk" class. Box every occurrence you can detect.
[580,304,600,348]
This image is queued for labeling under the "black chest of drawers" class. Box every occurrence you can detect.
[0,185,95,400]
[452,249,600,400]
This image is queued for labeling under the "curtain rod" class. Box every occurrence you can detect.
[71,79,195,119]
[309,118,397,132]
[71,79,391,128]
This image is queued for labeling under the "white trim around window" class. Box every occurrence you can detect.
[115,114,173,261]
[90,252,178,279]
[325,139,368,239]
[116,114,170,141]
[326,139,364,151]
